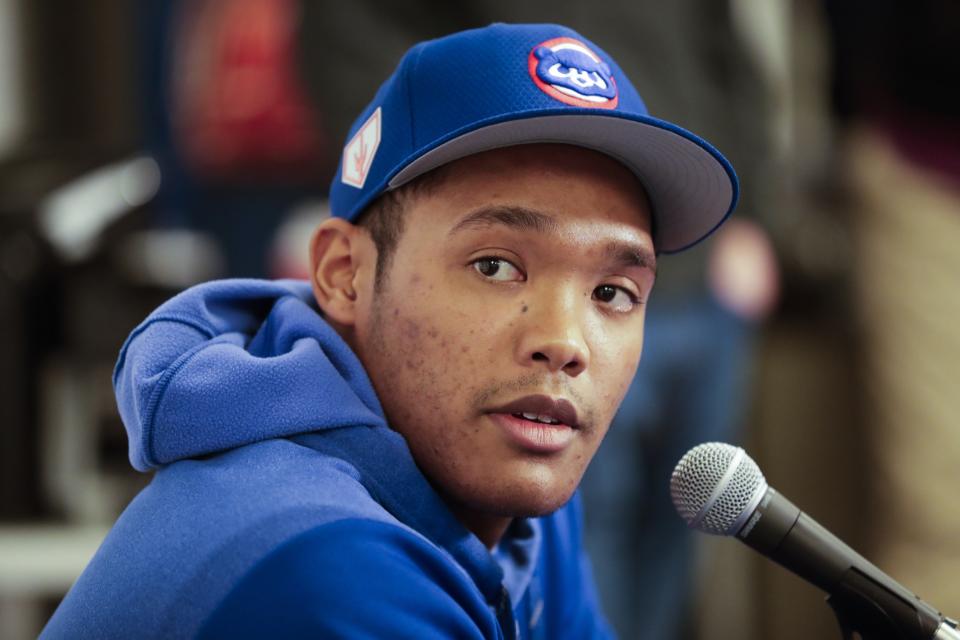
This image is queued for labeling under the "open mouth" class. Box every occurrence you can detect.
[488,394,581,430]
[511,412,562,426]
[485,395,582,453]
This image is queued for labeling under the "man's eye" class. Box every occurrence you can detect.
[593,284,639,312]
[472,257,524,282]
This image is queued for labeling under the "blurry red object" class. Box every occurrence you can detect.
[171,0,324,181]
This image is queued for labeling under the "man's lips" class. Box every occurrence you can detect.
[486,394,581,429]
[488,413,576,453]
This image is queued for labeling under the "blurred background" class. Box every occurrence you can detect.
[1,1,958,638]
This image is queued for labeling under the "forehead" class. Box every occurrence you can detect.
[408,144,653,239]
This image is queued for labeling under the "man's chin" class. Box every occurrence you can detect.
[461,480,580,519]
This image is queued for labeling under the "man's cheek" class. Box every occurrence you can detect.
[600,354,641,415]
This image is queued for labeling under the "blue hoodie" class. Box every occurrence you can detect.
[42,279,613,639]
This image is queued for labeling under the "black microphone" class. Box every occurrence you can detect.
[670,442,960,640]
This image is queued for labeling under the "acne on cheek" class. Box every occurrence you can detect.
[401,318,421,340]
[404,357,426,371]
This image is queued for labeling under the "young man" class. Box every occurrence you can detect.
[43,23,736,639]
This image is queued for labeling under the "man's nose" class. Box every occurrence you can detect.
[514,292,590,377]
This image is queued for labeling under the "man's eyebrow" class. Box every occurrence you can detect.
[448,203,656,274]
[605,241,658,275]
[448,205,560,236]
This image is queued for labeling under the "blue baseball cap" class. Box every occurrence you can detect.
[330,23,738,253]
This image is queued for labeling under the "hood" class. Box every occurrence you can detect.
[114,279,386,471]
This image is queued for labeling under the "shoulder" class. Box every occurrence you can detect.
[150,437,387,523]
[198,518,497,639]
[44,439,399,639]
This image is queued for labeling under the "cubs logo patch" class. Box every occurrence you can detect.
[528,37,618,109]
[342,107,381,188]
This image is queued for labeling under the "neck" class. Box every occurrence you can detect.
[448,506,513,549]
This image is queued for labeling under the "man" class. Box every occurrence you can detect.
[43,23,736,639]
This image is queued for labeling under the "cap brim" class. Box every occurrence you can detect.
[388,112,738,254]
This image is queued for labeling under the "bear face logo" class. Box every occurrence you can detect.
[528,37,618,109]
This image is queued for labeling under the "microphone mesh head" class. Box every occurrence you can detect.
[670,442,767,536]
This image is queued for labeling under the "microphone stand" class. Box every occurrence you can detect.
[824,568,960,640]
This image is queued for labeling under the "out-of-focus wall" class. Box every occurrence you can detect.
[0,4,162,637]
[0,0,27,157]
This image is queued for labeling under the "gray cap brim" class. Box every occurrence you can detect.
[389,113,738,254]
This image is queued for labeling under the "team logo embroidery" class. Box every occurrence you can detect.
[341,107,381,188]
[528,37,618,109]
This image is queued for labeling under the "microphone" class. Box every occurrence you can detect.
[670,442,960,640]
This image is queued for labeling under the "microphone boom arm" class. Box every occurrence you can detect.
[826,572,960,640]
[740,490,957,640]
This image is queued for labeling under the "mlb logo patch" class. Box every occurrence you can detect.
[528,38,618,109]
[342,107,381,188]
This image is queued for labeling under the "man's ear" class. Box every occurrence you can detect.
[309,217,373,326]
